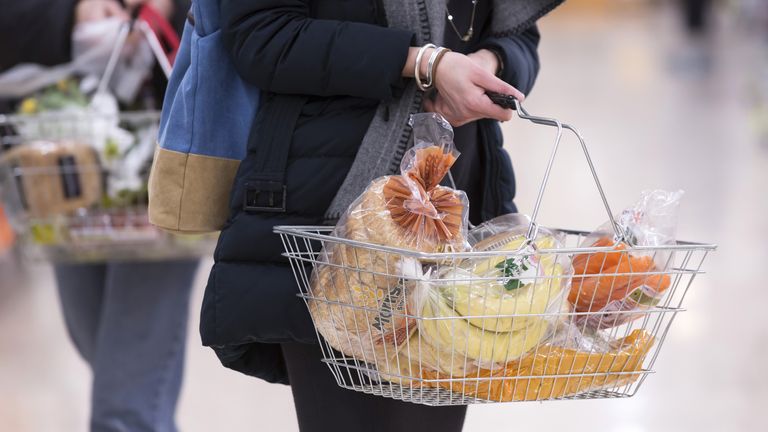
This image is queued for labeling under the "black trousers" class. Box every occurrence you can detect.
[281,343,467,432]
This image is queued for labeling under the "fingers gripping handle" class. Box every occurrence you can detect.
[485,92,625,244]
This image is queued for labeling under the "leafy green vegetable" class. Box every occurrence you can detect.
[495,257,531,291]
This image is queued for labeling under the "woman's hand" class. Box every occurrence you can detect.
[421,51,524,127]
[467,49,501,76]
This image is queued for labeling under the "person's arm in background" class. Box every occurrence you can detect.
[0,0,128,71]
[0,0,80,70]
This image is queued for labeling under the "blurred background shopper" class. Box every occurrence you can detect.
[197,1,561,431]
[0,1,197,431]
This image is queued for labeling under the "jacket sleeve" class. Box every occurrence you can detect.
[475,25,541,96]
[220,0,414,100]
[0,0,79,71]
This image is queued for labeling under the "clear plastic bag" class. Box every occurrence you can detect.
[568,190,684,329]
[344,113,469,254]
[396,214,571,377]
[416,326,655,402]
[382,270,656,402]
[308,113,470,364]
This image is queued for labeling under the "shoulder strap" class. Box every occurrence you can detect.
[242,94,307,213]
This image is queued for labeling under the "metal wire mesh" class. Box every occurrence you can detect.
[276,225,714,406]
[0,111,216,262]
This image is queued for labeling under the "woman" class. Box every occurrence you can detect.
[201,0,562,430]
[1,1,197,431]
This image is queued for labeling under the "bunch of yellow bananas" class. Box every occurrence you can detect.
[417,234,566,367]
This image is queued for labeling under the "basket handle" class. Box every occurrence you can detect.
[98,6,175,95]
[508,97,625,244]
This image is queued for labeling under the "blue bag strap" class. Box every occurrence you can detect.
[242,94,308,213]
[193,0,218,36]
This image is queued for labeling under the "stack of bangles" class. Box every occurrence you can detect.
[414,44,451,92]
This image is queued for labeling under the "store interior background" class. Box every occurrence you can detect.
[1,0,766,430]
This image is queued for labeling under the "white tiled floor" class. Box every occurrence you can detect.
[1,1,767,431]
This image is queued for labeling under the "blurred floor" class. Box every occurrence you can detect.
[1,1,767,431]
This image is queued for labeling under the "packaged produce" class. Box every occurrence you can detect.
[1,141,103,218]
[376,331,480,385]
[417,329,654,402]
[308,113,469,364]
[14,80,155,204]
[443,214,569,333]
[411,214,570,372]
[568,190,683,329]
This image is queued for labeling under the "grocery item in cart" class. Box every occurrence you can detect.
[416,215,568,370]
[1,141,102,218]
[569,190,682,329]
[444,214,569,333]
[308,113,469,364]
[308,256,424,364]
[275,97,716,406]
[417,328,654,402]
[343,114,469,254]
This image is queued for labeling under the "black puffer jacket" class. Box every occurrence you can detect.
[201,0,542,384]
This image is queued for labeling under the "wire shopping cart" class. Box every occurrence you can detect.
[275,100,716,406]
[0,110,216,262]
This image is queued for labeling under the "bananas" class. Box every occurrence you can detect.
[413,233,565,368]
[420,290,550,365]
[402,331,480,377]
[437,235,566,333]
[438,264,563,333]
[376,330,480,385]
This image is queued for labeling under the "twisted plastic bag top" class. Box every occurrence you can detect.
[306,114,468,363]
[569,189,684,329]
[379,113,467,250]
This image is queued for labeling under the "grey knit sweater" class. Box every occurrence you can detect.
[325,0,563,221]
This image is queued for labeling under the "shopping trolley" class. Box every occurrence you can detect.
[275,99,716,406]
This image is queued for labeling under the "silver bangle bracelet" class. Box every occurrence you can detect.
[414,44,437,92]
[426,46,448,88]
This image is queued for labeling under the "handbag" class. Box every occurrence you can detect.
[148,0,259,233]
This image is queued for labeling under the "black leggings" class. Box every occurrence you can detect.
[281,342,467,432]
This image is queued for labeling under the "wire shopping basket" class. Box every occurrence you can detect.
[0,11,215,263]
[275,100,716,406]
[0,110,216,262]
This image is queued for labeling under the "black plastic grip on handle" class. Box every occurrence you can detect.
[485,92,518,110]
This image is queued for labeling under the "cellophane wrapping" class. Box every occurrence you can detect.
[377,214,571,383]
[308,113,470,365]
[415,325,654,402]
[569,190,684,329]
